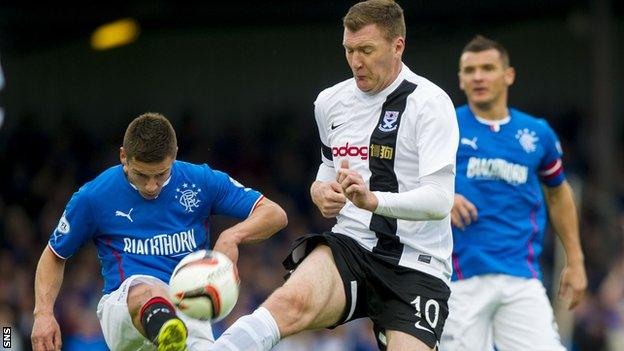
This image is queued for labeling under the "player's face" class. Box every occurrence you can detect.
[343,24,404,94]
[459,49,515,109]
[120,149,174,200]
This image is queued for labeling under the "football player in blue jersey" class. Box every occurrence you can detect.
[31,113,287,351]
[440,35,587,350]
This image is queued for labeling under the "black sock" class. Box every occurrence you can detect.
[140,296,178,343]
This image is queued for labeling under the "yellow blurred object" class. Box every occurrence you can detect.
[91,18,140,50]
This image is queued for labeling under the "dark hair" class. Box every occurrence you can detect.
[123,112,177,163]
[343,0,406,41]
[462,35,510,67]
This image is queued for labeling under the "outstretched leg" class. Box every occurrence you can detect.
[210,245,346,350]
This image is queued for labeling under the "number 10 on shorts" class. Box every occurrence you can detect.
[411,296,440,331]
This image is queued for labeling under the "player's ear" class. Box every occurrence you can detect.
[120,147,127,167]
[504,66,515,86]
[459,72,465,91]
[393,36,405,58]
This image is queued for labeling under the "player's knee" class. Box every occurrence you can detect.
[265,285,313,334]
[127,283,169,317]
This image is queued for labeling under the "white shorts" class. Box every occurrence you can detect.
[440,274,565,351]
[96,274,214,351]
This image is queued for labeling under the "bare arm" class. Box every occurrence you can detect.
[32,246,66,351]
[543,180,587,309]
[451,194,478,230]
[214,198,288,264]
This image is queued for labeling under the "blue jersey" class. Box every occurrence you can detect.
[452,105,565,281]
[48,160,263,293]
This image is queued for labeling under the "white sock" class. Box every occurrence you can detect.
[211,307,281,351]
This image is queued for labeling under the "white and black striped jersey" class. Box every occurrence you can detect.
[314,63,459,282]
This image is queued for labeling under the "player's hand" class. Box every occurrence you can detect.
[336,160,378,212]
[310,180,347,218]
[558,261,587,310]
[451,194,478,230]
[31,313,62,351]
[213,234,240,266]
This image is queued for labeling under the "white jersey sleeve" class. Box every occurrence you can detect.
[314,91,336,182]
[373,165,454,221]
[416,93,459,177]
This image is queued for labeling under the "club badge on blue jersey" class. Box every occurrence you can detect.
[515,128,539,153]
[175,183,202,212]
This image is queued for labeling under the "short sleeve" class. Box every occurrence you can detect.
[538,120,565,187]
[48,187,97,259]
[208,169,263,219]
[416,93,459,177]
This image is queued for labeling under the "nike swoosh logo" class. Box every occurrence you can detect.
[414,321,434,334]
[330,122,344,130]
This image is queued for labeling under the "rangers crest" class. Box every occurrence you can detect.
[175,183,202,212]
[515,128,539,153]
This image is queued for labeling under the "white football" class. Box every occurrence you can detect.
[169,250,239,322]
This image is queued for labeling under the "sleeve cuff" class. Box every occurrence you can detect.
[47,243,68,260]
[372,191,389,215]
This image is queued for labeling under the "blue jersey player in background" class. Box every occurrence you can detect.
[31,113,287,351]
[440,36,587,350]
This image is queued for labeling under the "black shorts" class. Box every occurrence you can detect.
[283,232,450,350]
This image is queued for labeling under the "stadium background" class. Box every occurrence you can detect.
[0,1,622,350]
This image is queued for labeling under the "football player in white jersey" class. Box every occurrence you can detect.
[439,36,587,350]
[208,1,458,350]
[31,113,287,351]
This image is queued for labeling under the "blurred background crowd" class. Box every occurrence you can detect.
[0,1,622,350]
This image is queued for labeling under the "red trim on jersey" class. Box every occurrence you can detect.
[452,253,464,280]
[106,238,125,282]
[539,159,563,181]
[47,244,67,260]
[204,219,210,234]
[248,195,265,217]
[527,203,540,279]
